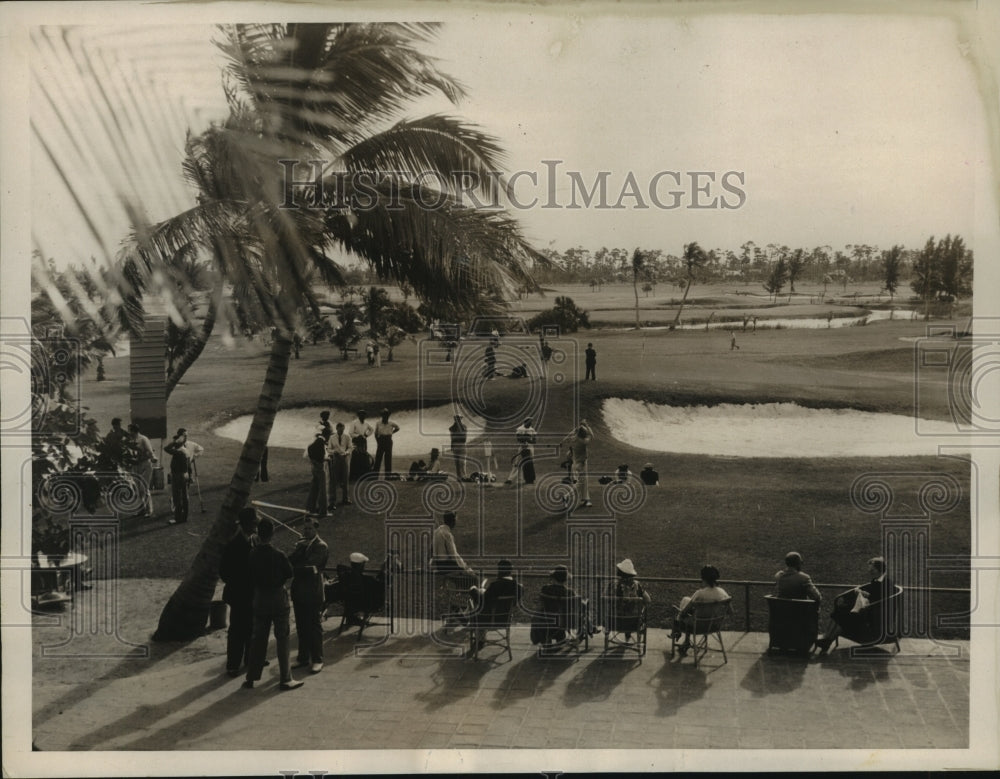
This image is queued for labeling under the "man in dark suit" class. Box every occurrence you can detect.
[816,556,894,652]
[289,517,329,674]
[242,518,303,690]
[219,507,259,676]
[469,559,522,653]
[774,551,822,602]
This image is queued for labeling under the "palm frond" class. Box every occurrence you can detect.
[342,115,507,205]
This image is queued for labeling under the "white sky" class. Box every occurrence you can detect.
[13,3,998,267]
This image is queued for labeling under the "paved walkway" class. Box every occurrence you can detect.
[27,579,971,758]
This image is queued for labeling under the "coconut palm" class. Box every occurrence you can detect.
[118,23,540,639]
[671,241,707,326]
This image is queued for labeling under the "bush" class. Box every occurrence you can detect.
[527,296,590,333]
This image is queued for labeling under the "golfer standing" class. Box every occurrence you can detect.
[584,343,597,381]
[449,413,468,480]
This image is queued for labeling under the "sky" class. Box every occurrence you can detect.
[11,2,1000,270]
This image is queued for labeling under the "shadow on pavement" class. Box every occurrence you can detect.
[645,651,711,717]
[739,652,809,697]
[563,653,639,707]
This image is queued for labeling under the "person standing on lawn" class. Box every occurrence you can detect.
[505,418,537,485]
[304,432,328,517]
[164,429,194,525]
[128,423,155,517]
[220,507,259,677]
[372,408,400,478]
[349,409,374,480]
[560,419,593,508]
[584,343,597,381]
[449,413,468,480]
[289,516,329,674]
[327,421,353,508]
[242,518,303,690]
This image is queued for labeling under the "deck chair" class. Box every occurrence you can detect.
[432,566,480,627]
[325,565,385,640]
[462,594,516,662]
[536,593,591,657]
[601,595,647,659]
[830,585,903,653]
[671,597,732,668]
[764,595,820,656]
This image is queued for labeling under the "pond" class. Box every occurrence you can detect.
[602,398,959,457]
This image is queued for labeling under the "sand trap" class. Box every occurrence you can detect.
[214,405,487,457]
[602,398,960,457]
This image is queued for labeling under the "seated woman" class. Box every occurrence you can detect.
[671,565,731,656]
[815,556,893,652]
[608,558,651,641]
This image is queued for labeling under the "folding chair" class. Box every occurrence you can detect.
[433,567,479,627]
[537,593,591,657]
[601,595,647,659]
[327,565,385,640]
[671,597,732,668]
[462,594,516,662]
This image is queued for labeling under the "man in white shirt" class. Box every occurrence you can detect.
[348,410,374,480]
[327,421,353,508]
[431,511,475,578]
[560,419,593,507]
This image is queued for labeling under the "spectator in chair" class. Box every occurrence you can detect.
[469,559,523,653]
[815,556,893,652]
[532,564,590,646]
[609,558,651,643]
[671,565,731,657]
[774,551,822,602]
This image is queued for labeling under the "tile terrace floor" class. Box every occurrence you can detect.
[29,580,969,753]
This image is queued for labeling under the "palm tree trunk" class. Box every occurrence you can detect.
[672,278,693,325]
[633,272,640,329]
[165,289,219,399]
[152,334,293,641]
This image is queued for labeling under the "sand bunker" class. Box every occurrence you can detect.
[214,405,484,456]
[602,398,959,457]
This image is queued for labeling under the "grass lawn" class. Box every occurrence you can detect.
[79,312,971,637]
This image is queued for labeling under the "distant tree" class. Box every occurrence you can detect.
[331,301,363,359]
[642,282,653,297]
[763,257,789,301]
[936,234,973,303]
[671,242,707,326]
[881,245,904,301]
[786,249,807,293]
[910,237,939,320]
[303,308,334,345]
[527,295,590,333]
[631,247,645,329]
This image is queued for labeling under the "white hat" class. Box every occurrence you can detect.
[349,552,369,564]
[616,558,638,577]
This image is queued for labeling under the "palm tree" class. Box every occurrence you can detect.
[118,23,540,640]
[671,241,707,326]
[631,248,644,329]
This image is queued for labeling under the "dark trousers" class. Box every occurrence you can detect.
[373,436,393,475]
[225,598,253,671]
[306,461,327,515]
[246,606,292,683]
[585,363,596,380]
[293,598,324,665]
[171,475,189,523]
[329,454,349,504]
[522,456,536,484]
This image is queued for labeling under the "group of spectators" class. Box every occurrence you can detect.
[219,505,378,690]
[431,516,892,657]
[103,418,201,525]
